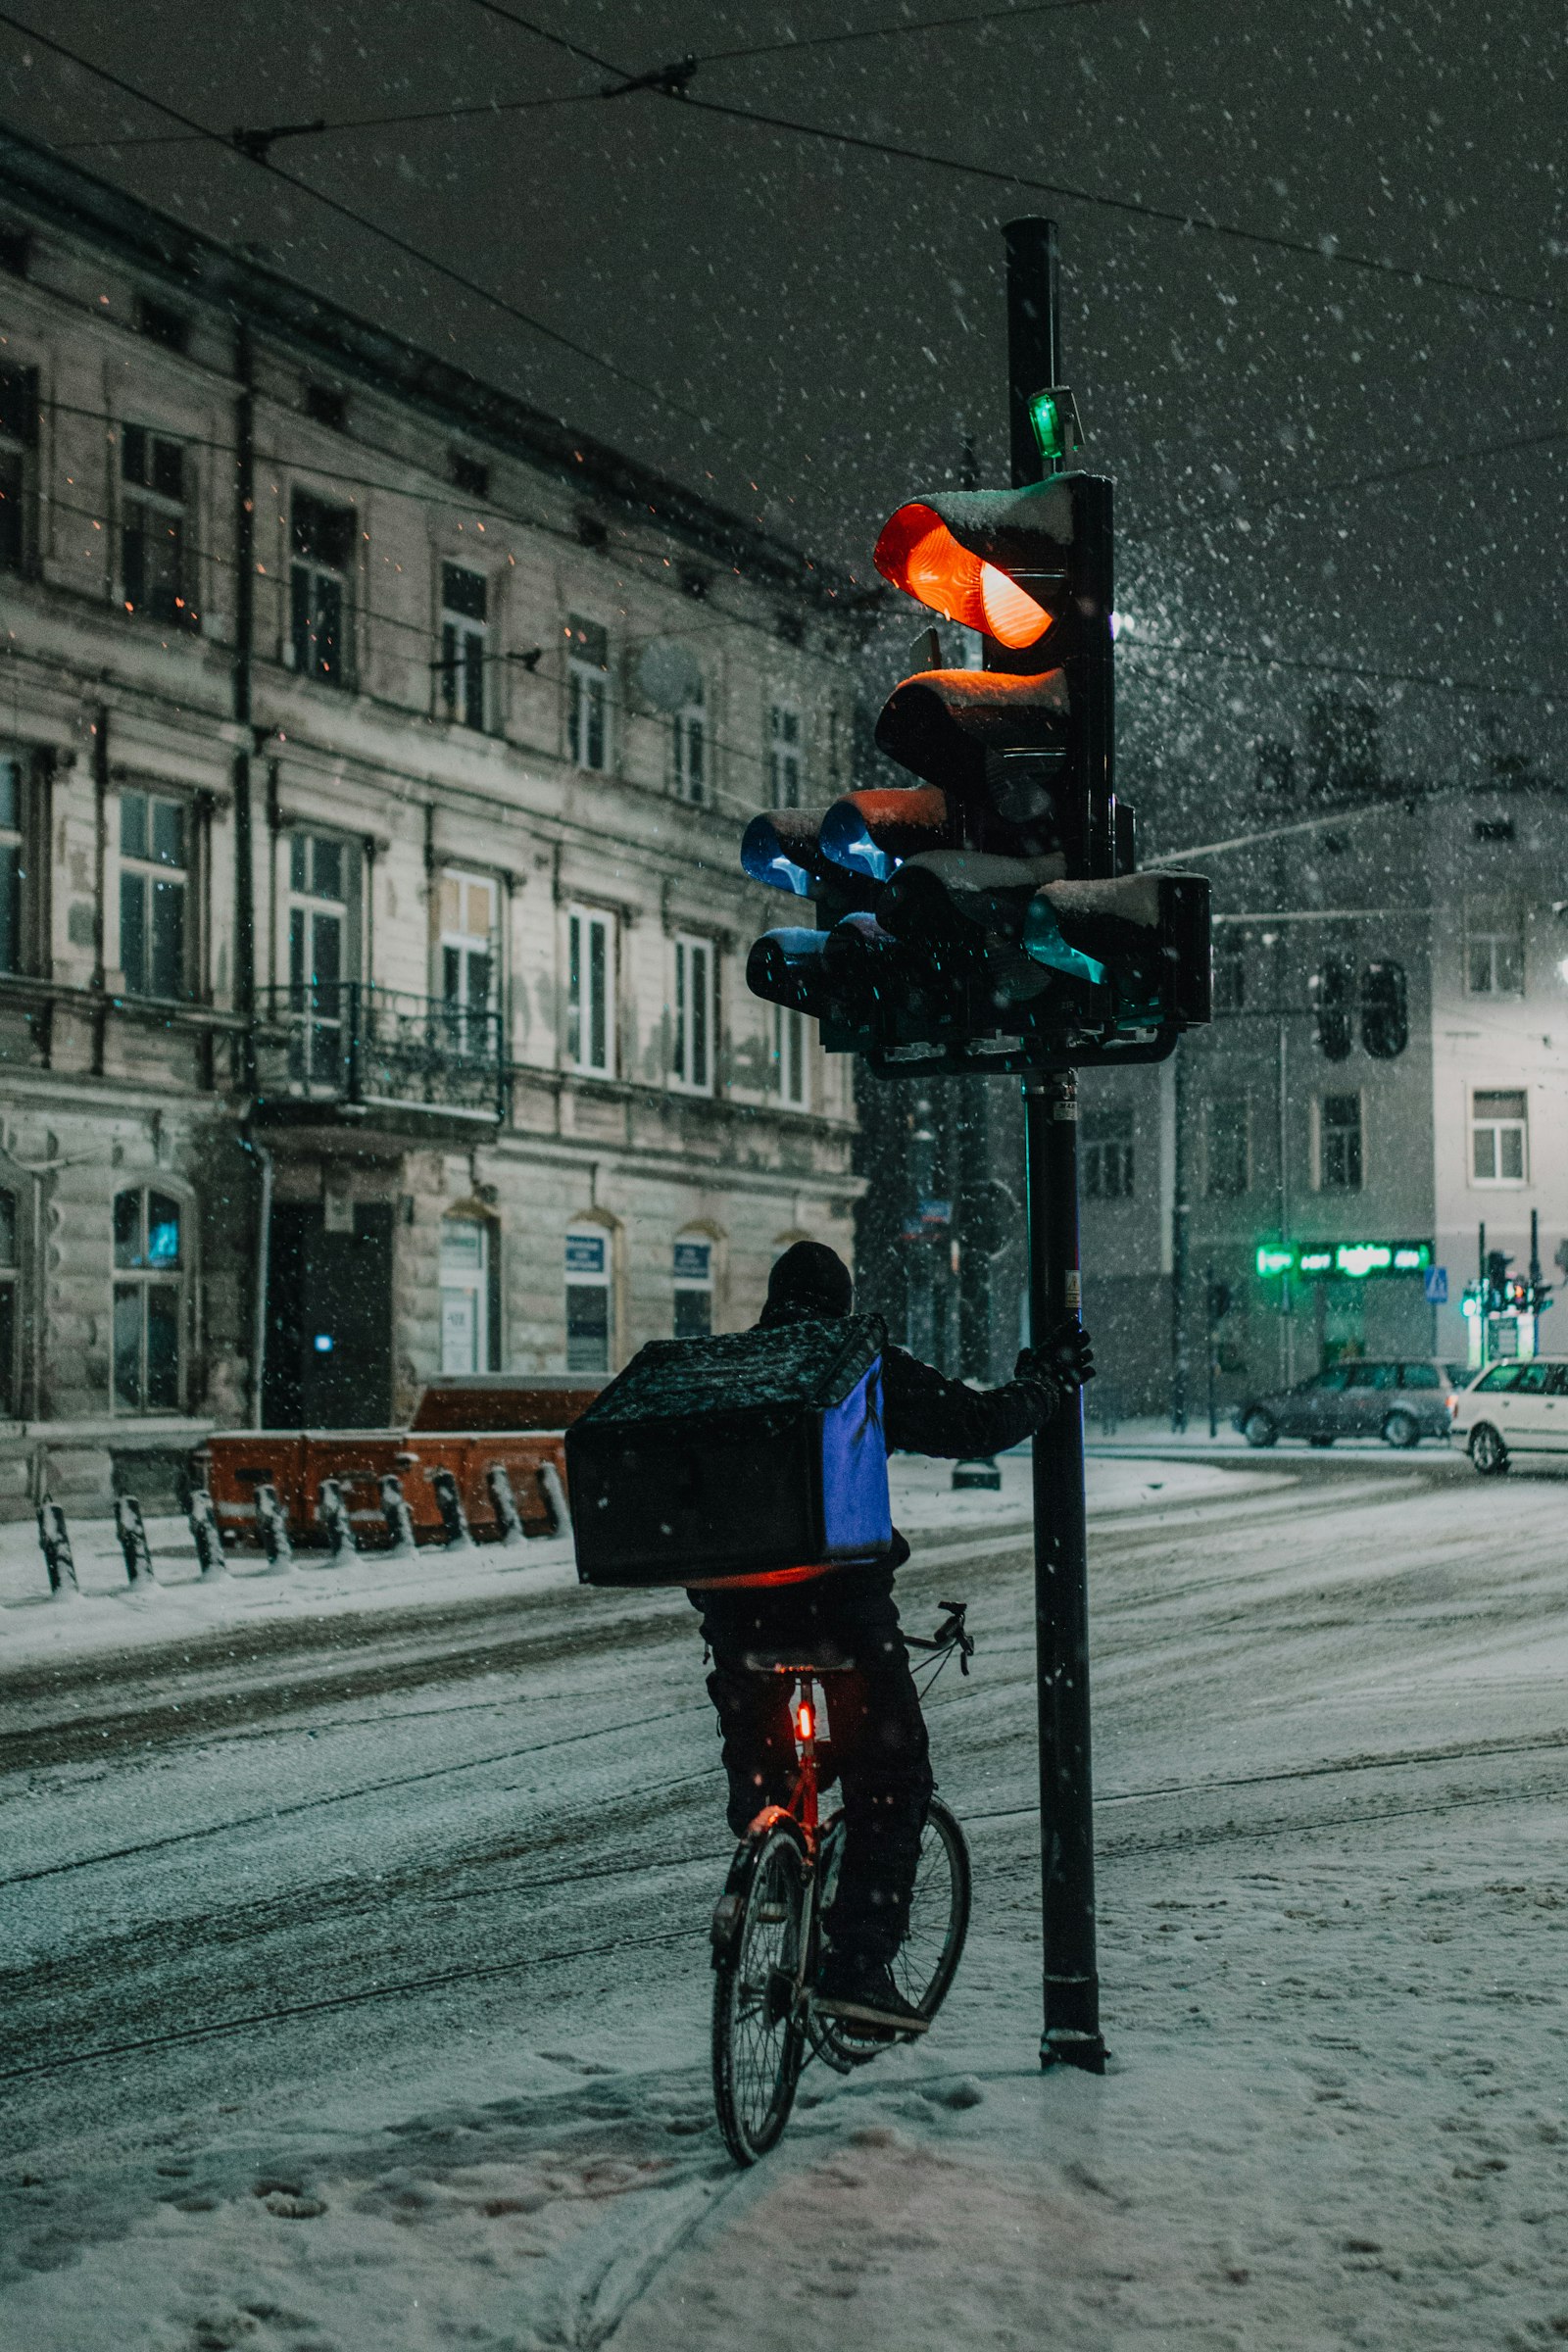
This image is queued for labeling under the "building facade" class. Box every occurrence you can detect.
[0,131,860,1514]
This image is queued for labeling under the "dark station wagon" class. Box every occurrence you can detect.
[1232,1359,1466,1449]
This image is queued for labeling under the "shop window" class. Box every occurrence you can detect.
[673,1234,713,1340]
[564,1225,612,1374]
[113,1187,182,1411]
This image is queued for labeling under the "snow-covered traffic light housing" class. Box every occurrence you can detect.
[741,465,1211,1074]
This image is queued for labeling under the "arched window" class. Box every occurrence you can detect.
[113,1187,183,1411]
[1360,960,1407,1059]
[0,1187,17,1417]
[1310,958,1353,1061]
[564,1222,612,1374]
[440,1212,494,1374]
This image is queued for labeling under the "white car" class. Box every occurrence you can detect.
[1449,1357,1568,1474]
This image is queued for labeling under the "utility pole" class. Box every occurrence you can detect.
[1008,216,1106,2075]
[1205,1261,1219,1440]
[1171,1046,1189,1431]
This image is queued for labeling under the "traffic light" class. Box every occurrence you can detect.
[1486,1250,1510,1312]
[740,465,1210,1072]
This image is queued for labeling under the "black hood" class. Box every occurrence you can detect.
[758,1240,854,1328]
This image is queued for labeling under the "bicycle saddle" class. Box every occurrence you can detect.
[742,1646,858,1675]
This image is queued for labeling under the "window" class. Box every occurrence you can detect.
[290,492,355,685]
[1344,1361,1397,1390]
[288,832,353,1084]
[450,449,489,499]
[119,790,187,1000]
[566,614,610,770]
[1319,1092,1363,1192]
[1465,899,1524,996]
[1474,817,1515,843]
[439,869,497,1058]
[673,678,707,804]
[1212,939,1247,1013]
[1204,1096,1250,1199]
[774,1004,809,1109]
[672,934,714,1095]
[136,297,189,353]
[1399,1363,1441,1391]
[1084,1119,1135,1200]
[113,1187,182,1412]
[767,704,803,809]
[1360,959,1407,1059]
[673,1235,713,1340]
[566,906,614,1077]
[304,383,347,431]
[564,1225,612,1374]
[440,1215,492,1374]
[0,362,39,575]
[0,1188,18,1417]
[1311,957,1354,1060]
[439,564,488,730]
[0,752,24,974]
[1471,1089,1527,1185]
[121,425,197,629]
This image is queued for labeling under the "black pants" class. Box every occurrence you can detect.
[690,1568,934,1966]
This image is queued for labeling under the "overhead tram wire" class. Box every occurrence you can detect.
[457,0,1563,321]
[0,9,710,436]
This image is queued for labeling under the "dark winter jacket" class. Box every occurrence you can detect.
[881,1345,1056,1459]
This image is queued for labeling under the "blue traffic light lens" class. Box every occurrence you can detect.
[740,813,813,896]
[819,802,899,883]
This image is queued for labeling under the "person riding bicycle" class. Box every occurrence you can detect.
[689,1239,1095,2036]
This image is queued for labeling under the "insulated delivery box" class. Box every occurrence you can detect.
[567,1316,893,1590]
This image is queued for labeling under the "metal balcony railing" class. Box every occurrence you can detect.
[256,983,505,1118]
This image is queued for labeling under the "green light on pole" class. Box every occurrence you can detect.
[1026,384,1082,467]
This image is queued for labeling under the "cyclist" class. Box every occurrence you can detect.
[690,1239,1095,2036]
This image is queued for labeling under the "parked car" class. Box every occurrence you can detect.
[1448,1357,1568,1475]
[1233,1359,1467,1449]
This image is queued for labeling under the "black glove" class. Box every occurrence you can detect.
[1015,1316,1096,1395]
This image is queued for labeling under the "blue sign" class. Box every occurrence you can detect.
[1424,1267,1448,1304]
[565,1233,606,1277]
[673,1241,710,1282]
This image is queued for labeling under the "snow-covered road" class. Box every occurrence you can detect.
[2,1452,1565,2350]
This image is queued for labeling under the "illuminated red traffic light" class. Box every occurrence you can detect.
[873,502,1054,650]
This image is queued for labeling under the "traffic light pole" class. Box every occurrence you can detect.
[1009,216,1105,2075]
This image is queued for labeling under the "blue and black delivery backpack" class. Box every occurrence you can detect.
[566,1315,893,1591]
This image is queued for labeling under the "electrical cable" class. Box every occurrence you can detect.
[663,85,1562,320]
[0,9,709,431]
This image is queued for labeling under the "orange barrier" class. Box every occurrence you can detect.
[200,1428,571,1551]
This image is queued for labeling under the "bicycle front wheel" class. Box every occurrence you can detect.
[711,1822,808,2165]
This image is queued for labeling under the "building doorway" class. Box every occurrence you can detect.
[264,1200,394,1427]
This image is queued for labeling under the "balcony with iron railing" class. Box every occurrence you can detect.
[253,983,506,1126]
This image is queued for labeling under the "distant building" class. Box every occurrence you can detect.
[0,129,859,1513]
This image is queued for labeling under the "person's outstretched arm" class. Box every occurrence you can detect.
[881,1318,1095,1458]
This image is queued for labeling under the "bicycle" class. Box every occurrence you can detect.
[709,1599,974,2166]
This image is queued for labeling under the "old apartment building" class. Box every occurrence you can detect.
[1073,744,1568,1417]
[0,129,859,1510]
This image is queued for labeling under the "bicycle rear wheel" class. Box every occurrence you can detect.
[815,1794,972,2068]
[711,1822,808,2164]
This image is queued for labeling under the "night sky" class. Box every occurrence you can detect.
[2,0,1563,825]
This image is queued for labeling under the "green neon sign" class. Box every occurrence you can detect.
[1254,1239,1433,1281]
